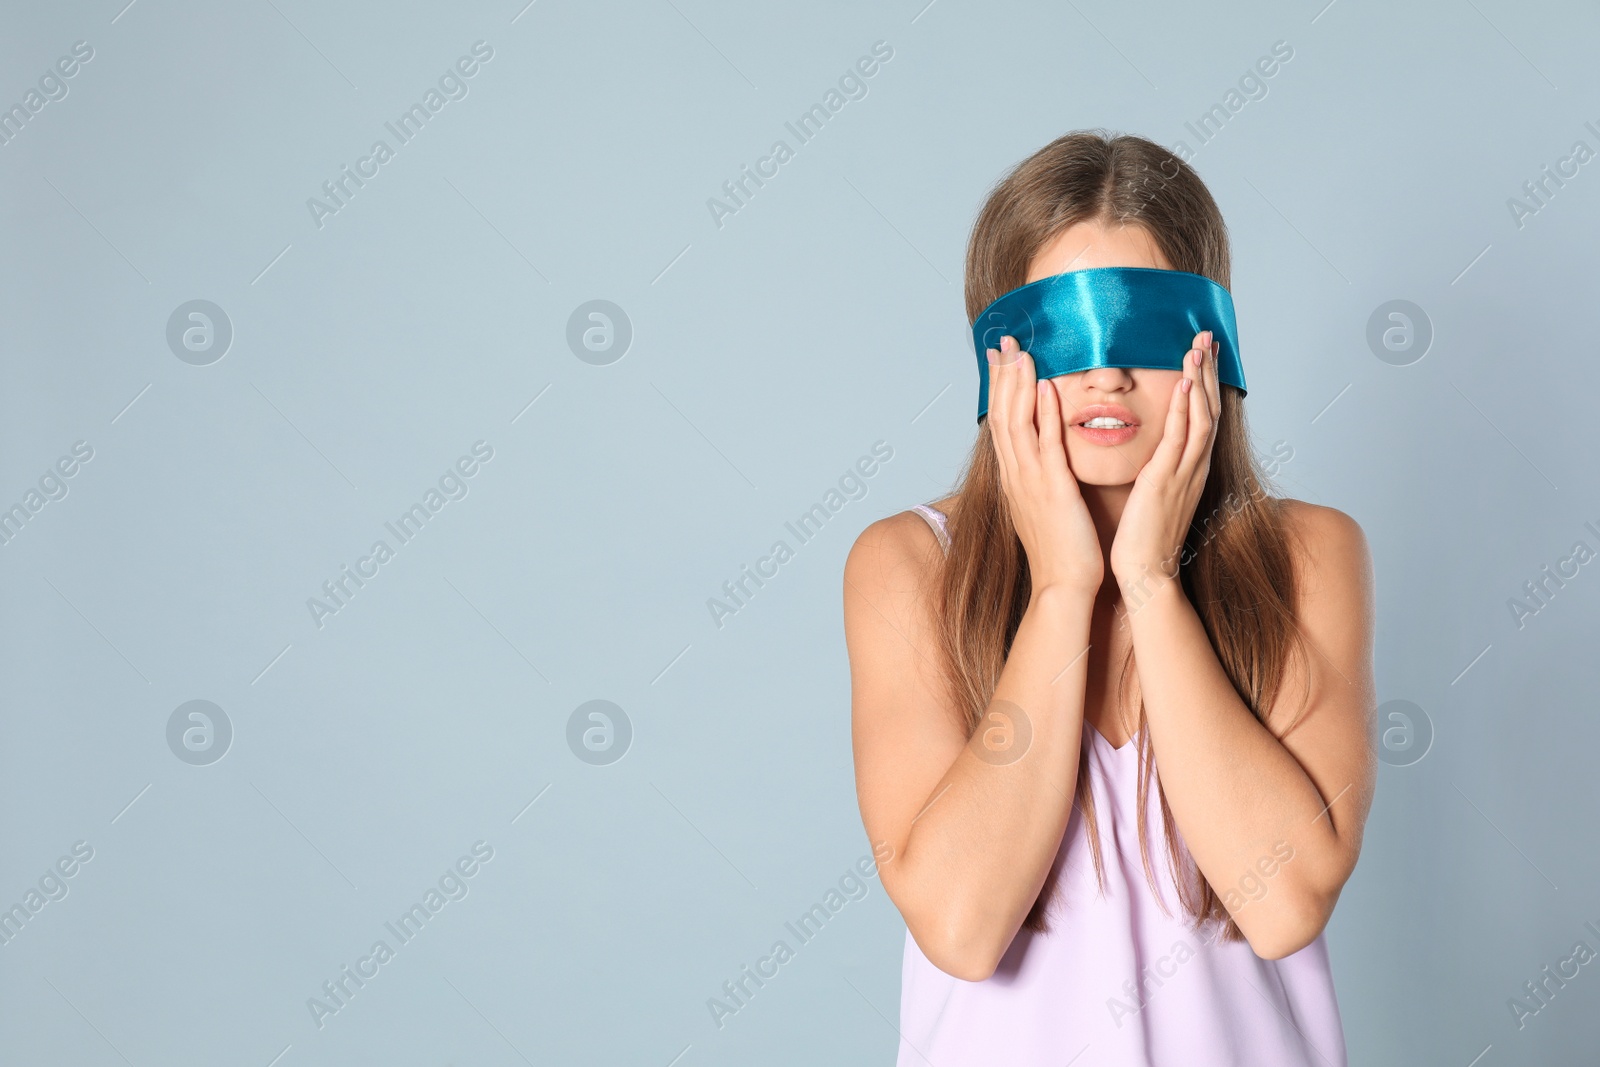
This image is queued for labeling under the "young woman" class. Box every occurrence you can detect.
[843,131,1376,1065]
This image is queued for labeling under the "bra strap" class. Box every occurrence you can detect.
[909,503,951,555]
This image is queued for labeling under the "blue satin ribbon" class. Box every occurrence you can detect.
[973,266,1246,421]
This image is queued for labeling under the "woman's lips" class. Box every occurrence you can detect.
[1070,423,1138,446]
[1069,404,1139,446]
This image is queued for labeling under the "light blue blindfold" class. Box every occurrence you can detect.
[972,266,1246,421]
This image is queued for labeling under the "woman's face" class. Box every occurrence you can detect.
[1022,220,1186,488]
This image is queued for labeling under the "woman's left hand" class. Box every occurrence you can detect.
[1108,329,1221,591]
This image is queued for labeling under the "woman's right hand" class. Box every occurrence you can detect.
[986,335,1105,595]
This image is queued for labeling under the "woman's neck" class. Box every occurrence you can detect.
[1077,481,1131,551]
[1076,481,1133,608]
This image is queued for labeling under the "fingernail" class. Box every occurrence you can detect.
[986,348,998,364]
[1000,335,1013,352]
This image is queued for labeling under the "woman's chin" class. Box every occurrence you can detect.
[1066,454,1145,488]
[1074,474,1136,490]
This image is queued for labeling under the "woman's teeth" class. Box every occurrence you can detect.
[1081,417,1130,428]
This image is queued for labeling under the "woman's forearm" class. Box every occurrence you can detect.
[895,583,1097,979]
[1121,576,1352,957]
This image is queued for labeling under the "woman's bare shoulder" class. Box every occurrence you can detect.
[1275,497,1372,594]
[845,504,949,587]
[1277,497,1366,544]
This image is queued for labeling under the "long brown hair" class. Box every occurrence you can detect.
[935,130,1311,941]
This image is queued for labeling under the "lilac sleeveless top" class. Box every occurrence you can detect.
[899,503,1346,1066]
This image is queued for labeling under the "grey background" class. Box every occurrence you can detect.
[2,0,1597,1064]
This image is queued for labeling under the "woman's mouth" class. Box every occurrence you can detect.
[1070,408,1139,446]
